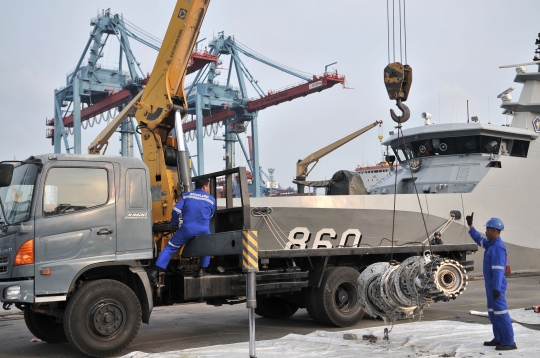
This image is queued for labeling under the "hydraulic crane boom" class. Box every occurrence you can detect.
[88,92,143,154]
[88,0,210,225]
[135,1,209,129]
[133,0,210,227]
[295,120,382,192]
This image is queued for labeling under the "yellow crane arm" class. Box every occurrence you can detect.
[87,91,143,155]
[88,0,210,156]
[134,0,210,226]
[134,0,210,130]
[296,120,382,178]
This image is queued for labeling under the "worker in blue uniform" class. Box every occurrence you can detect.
[466,213,516,351]
[148,177,216,281]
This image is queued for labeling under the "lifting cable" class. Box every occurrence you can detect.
[386,0,408,66]
[391,126,433,256]
[386,0,432,261]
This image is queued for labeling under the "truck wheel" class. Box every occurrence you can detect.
[314,266,364,327]
[24,309,67,343]
[255,297,298,319]
[63,279,141,357]
[304,287,326,324]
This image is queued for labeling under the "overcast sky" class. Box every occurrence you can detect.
[1,1,539,188]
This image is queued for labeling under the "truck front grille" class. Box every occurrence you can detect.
[0,256,8,274]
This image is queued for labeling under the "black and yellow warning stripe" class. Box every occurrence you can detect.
[242,230,259,272]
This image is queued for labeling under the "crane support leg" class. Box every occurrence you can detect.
[242,230,259,358]
[196,93,205,175]
[251,118,261,197]
[73,77,82,154]
[175,110,192,193]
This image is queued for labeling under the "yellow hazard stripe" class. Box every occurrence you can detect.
[245,231,258,249]
[243,254,257,268]
[243,238,258,258]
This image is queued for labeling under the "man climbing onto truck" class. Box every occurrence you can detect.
[148,177,216,281]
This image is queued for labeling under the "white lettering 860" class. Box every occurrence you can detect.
[286,227,362,249]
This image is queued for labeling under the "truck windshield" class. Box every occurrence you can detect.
[0,163,38,225]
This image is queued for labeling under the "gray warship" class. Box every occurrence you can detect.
[242,40,540,272]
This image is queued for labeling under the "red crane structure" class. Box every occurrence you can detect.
[181,32,346,196]
[46,49,218,140]
[45,12,345,197]
[182,72,345,132]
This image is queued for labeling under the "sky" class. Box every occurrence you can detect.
[1,0,539,189]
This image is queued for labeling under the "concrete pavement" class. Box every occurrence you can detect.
[0,275,538,357]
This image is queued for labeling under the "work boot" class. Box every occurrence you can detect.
[483,340,500,346]
[495,343,517,350]
[147,266,159,284]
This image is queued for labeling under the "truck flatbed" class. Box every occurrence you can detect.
[258,243,478,258]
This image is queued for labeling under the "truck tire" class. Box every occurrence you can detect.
[63,279,142,357]
[312,266,364,327]
[24,309,67,343]
[304,287,326,324]
[255,297,298,319]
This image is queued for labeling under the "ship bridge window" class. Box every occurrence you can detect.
[392,135,502,162]
[509,139,530,158]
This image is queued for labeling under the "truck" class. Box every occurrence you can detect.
[0,156,477,356]
[0,1,478,357]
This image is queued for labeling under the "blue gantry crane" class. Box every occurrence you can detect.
[181,32,346,196]
[46,8,218,158]
[46,11,345,198]
[46,9,160,156]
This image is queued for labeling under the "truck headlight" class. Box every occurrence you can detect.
[4,285,21,299]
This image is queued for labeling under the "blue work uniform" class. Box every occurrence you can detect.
[469,227,514,346]
[155,189,216,270]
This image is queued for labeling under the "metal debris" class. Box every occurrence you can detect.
[358,252,468,323]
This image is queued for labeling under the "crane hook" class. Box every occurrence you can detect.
[390,98,410,124]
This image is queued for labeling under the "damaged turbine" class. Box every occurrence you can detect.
[357,252,467,322]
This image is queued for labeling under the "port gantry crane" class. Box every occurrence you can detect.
[46,8,218,157]
[47,10,346,197]
[182,32,346,196]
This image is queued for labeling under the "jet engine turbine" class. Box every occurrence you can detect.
[357,253,467,322]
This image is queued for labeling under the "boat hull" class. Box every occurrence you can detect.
[237,186,539,272]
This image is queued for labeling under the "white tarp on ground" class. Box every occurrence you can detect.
[122,321,540,358]
[469,308,540,325]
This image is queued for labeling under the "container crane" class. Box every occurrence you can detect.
[47,15,346,198]
[181,32,347,196]
[46,8,217,157]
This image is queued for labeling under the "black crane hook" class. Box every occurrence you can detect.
[390,99,410,124]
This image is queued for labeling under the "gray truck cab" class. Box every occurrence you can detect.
[0,154,153,308]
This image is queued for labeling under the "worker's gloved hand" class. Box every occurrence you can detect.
[466,212,474,226]
[493,290,501,299]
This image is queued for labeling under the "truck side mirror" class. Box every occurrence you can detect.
[0,163,14,187]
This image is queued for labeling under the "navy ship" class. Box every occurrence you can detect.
[242,36,540,272]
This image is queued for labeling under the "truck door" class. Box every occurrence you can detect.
[33,162,117,296]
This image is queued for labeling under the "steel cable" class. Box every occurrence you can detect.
[404,0,408,64]
[399,0,403,64]
[397,125,432,251]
